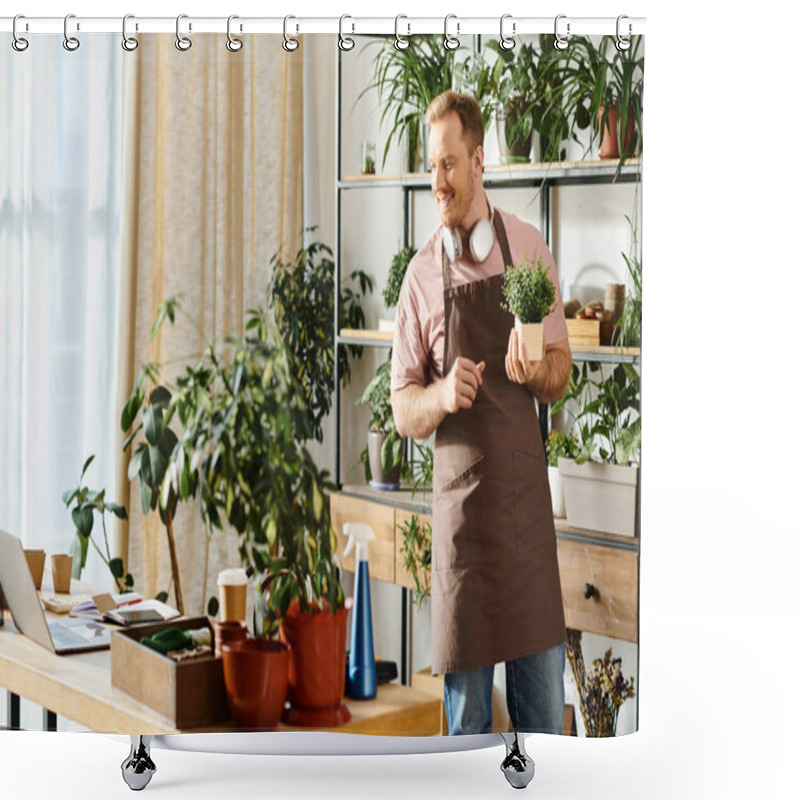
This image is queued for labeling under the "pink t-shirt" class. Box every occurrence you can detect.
[391,207,568,391]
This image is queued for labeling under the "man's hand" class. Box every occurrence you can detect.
[505,329,542,385]
[440,357,486,414]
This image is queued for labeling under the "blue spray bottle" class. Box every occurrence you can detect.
[343,523,377,700]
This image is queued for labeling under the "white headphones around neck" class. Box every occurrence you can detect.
[443,207,495,264]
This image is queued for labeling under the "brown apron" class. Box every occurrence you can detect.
[431,211,566,676]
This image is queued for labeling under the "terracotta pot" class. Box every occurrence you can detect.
[280,599,350,720]
[221,638,290,730]
[213,620,247,658]
[598,105,636,160]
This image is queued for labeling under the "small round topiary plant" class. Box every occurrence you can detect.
[501,253,556,323]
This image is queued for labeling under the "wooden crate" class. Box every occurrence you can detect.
[566,318,601,346]
[111,617,230,729]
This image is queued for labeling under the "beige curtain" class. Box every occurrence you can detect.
[114,34,304,615]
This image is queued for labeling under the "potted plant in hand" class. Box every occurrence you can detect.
[545,429,578,518]
[550,361,641,536]
[355,355,405,490]
[501,252,557,361]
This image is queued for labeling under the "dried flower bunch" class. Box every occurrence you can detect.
[566,628,635,737]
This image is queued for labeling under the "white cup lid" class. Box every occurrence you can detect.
[217,568,248,587]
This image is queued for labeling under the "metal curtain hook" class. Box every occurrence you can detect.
[175,14,192,51]
[444,14,460,51]
[283,15,299,52]
[339,15,355,51]
[616,15,632,51]
[63,13,80,51]
[394,15,410,51]
[12,14,29,52]
[227,15,243,52]
[554,14,570,51]
[499,14,515,51]
[122,14,139,52]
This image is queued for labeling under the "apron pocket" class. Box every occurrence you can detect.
[433,454,488,570]
[513,449,552,555]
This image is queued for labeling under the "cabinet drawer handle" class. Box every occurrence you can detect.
[583,583,596,599]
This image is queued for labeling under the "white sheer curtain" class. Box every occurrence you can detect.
[0,35,123,588]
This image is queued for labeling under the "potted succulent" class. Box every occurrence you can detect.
[359,35,455,172]
[550,360,641,536]
[545,429,578,519]
[62,454,133,592]
[355,355,405,490]
[501,252,557,361]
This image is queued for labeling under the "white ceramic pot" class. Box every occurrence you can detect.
[548,465,566,518]
[514,318,544,361]
[558,457,639,537]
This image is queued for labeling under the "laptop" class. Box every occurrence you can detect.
[0,529,110,653]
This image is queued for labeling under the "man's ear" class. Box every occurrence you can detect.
[473,144,485,173]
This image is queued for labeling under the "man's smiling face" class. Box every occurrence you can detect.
[428,111,484,233]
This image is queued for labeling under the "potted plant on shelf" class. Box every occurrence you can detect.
[545,429,578,519]
[355,354,405,490]
[615,216,642,348]
[501,252,557,361]
[62,455,133,592]
[359,35,455,172]
[556,35,644,174]
[380,244,417,332]
[550,360,641,537]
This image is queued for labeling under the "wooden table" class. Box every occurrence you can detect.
[0,602,441,736]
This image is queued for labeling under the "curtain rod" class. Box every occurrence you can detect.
[0,15,646,37]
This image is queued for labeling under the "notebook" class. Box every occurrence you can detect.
[0,529,110,654]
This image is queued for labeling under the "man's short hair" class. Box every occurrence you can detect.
[425,91,484,154]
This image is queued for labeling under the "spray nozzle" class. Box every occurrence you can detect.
[343,523,376,560]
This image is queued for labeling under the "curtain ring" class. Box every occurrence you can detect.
[499,14,515,51]
[227,15,243,52]
[175,14,192,51]
[616,15,632,51]
[63,13,80,51]
[283,15,299,52]
[394,15,410,51]
[553,14,570,51]
[122,14,139,52]
[12,15,29,52]
[339,15,355,51]
[443,14,460,51]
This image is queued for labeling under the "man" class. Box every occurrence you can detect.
[391,91,571,736]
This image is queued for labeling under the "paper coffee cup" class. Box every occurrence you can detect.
[217,568,247,622]
[51,554,73,594]
[24,549,46,590]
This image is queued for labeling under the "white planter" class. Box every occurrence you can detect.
[548,465,566,518]
[514,318,544,361]
[558,457,638,537]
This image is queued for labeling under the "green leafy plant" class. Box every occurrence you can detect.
[355,355,404,476]
[268,231,372,444]
[359,36,455,171]
[545,429,579,469]
[62,455,131,592]
[555,35,644,175]
[501,253,556,323]
[616,216,642,348]
[399,514,431,610]
[146,300,344,639]
[551,361,640,467]
[382,245,417,310]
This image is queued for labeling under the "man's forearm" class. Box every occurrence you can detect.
[527,347,572,404]
[391,382,448,440]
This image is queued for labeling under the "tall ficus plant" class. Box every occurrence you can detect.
[268,231,372,444]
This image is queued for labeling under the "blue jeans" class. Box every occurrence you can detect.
[443,643,565,735]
